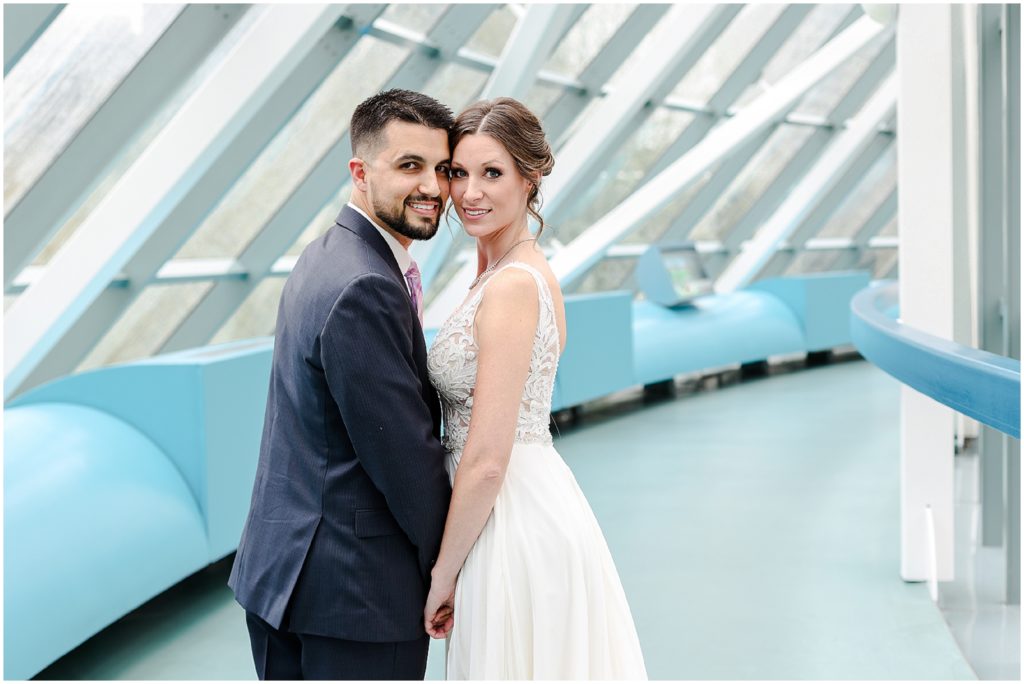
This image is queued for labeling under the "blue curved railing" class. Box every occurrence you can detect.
[850,281,1020,439]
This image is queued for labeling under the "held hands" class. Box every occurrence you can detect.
[424,572,457,639]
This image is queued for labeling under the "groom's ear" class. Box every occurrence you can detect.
[349,157,369,191]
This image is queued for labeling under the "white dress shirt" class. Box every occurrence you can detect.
[347,202,412,295]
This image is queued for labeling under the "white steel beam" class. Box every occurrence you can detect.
[425,4,741,325]
[716,37,895,259]
[753,134,894,279]
[482,3,585,98]
[547,15,889,288]
[543,4,670,145]
[4,5,349,399]
[543,4,741,225]
[714,75,897,292]
[160,4,496,354]
[640,4,814,185]
[4,4,249,290]
[3,3,63,75]
[9,4,387,396]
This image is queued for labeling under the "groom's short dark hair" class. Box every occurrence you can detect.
[350,89,454,158]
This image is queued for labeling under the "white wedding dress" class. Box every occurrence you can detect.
[427,262,647,680]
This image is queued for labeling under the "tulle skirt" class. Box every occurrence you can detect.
[445,442,647,680]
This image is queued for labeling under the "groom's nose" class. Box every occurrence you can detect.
[418,171,442,200]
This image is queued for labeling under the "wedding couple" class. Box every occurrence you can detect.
[228,90,646,680]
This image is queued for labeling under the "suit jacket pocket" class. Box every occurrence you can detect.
[354,508,402,538]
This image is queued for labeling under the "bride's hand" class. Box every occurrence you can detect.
[424,573,456,639]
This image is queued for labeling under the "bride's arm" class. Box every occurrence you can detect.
[424,269,539,635]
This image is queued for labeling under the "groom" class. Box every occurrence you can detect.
[228,90,454,680]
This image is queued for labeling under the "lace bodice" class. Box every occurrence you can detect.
[427,262,560,458]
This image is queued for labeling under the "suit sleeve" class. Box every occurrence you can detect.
[320,272,451,577]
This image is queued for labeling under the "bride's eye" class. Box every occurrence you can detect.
[451,168,467,179]
[485,168,502,179]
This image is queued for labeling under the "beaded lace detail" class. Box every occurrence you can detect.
[427,262,560,460]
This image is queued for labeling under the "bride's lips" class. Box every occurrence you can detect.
[407,200,439,216]
[461,207,491,221]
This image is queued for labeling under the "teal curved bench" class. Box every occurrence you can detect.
[4,403,208,680]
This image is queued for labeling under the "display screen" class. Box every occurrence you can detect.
[661,250,712,299]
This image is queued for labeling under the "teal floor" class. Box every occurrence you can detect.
[39,359,982,679]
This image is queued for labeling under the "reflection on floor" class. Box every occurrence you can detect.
[37,359,1009,679]
[941,443,1021,680]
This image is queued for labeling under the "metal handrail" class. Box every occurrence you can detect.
[850,280,1020,438]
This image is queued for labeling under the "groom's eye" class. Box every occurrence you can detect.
[437,164,450,175]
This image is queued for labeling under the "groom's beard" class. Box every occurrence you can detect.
[374,194,441,242]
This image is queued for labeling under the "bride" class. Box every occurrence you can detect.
[424,97,647,680]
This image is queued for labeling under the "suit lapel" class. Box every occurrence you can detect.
[335,206,440,430]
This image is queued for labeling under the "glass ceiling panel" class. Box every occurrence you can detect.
[211,277,287,345]
[174,34,411,260]
[855,247,898,279]
[378,3,448,32]
[25,7,270,268]
[732,4,855,109]
[288,59,488,259]
[669,4,788,104]
[816,143,896,239]
[791,34,891,119]
[878,216,897,237]
[623,170,717,245]
[604,4,716,92]
[78,282,212,371]
[575,257,638,295]
[549,106,695,247]
[464,5,517,59]
[288,184,353,258]
[689,123,818,241]
[4,4,183,211]
[542,4,636,80]
[523,82,566,118]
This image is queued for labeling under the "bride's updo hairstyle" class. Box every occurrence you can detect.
[450,97,555,237]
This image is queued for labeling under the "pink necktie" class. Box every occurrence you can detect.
[405,261,423,325]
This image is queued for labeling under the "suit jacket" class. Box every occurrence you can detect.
[228,205,451,642]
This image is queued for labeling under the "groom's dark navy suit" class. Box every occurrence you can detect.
[229,206,451,679]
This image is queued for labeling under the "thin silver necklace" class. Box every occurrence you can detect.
[469,238,536,289]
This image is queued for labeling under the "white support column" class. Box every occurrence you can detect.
[714,75,897,292]
[160,4,495,354]
[896,4,964,583]
[4,5,346,399]
[3,3,63,75]
[4,4,249,289]
[547,15,887,287]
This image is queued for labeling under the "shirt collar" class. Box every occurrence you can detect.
[347,202,412,275]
